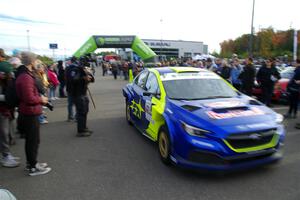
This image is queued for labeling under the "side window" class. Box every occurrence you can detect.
[145,72,160,94]
[135,71,148,89]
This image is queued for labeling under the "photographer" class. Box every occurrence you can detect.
[0,48,20,168]
[68,57,94,137]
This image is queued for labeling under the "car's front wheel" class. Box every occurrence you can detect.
[126,101,133,125]
[158,127,171,165]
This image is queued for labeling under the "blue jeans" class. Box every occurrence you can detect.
[0,114,10,157]
[38,115,46,123]
[49,86,57,99]
[67,95,75,120]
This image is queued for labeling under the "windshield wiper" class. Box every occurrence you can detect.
[169,97,192,100]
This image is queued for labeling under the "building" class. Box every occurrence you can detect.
[117,39,208,60]
[143,39,208,59]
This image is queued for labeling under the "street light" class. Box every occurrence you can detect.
[293,29,297,61]
[160,17,163,60]
[249,0,255,58]
[26,30,31,51]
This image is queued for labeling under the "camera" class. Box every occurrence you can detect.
[45,102,54,111]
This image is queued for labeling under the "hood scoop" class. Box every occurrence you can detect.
[181,105,202,112]
[249,99,262,105]
[212,106,248,113]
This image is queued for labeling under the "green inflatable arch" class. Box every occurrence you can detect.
[73,35,157,61]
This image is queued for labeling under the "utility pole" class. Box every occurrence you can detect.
[64,48,67,60]
[160,17,163,60]
[249,0,255,58]
[26,30,31,51]
[293,29,298,62]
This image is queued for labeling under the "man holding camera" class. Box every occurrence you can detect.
[0,48,20,168]
[68,56,94,137]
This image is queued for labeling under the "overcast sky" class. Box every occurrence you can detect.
[0,0,299,57]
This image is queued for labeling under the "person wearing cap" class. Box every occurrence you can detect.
[0,48,20,168]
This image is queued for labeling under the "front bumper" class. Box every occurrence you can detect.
[170,127,285,171]
[170,147,283,171]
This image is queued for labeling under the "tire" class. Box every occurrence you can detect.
[158,127,171,165]
[126,101,133,125]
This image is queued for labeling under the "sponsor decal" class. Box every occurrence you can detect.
[204,101,245,108]
[130,99,144,119]
[145,100,153,123]
[136,43,151,55]
[161,72,219,81]
[144,41,171,47]
[98,38,105,46]
[206,107,265,119]
[80,43,92,54]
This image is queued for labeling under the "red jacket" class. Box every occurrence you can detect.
[16,70,42,115]
[47,69,59,87]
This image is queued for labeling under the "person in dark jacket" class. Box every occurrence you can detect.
[217,59,232,82]
[0,48,20,168]
[68,61,94,136]
[57,60,66,98]
[111,61,118,80]
[286,59,300,120]
[16,51,51,176]
[239,57,256,96]
[256,59,281,107]
[65,57,78,122]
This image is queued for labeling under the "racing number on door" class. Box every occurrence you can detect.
[130,99,144,119]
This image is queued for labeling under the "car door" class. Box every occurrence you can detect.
[130,70,149,129]
[141,72,161,137]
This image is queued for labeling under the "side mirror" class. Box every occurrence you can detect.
[143,91,161,99]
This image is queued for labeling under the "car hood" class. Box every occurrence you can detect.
[167,96,279,137]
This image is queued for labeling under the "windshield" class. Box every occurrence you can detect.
[163,78,238,100]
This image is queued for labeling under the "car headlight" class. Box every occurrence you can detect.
[275,113,283,124]
[181,122,211,137]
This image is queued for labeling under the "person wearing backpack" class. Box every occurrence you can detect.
[65,57,78,122]
[0,48,20,168]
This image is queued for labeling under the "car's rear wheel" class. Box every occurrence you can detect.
[126,102,133,125]
[158,128,171,165]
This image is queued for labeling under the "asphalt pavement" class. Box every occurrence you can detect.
[0,68,299,200]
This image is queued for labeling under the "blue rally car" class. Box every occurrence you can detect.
[122,67,285,171]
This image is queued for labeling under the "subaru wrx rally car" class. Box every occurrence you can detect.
[122,67,285,171]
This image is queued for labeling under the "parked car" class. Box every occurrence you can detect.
[253,67,295,102]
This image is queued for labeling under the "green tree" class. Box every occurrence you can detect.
[37,55,54,66]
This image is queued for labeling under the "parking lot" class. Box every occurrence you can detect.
[0,68,299,200]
